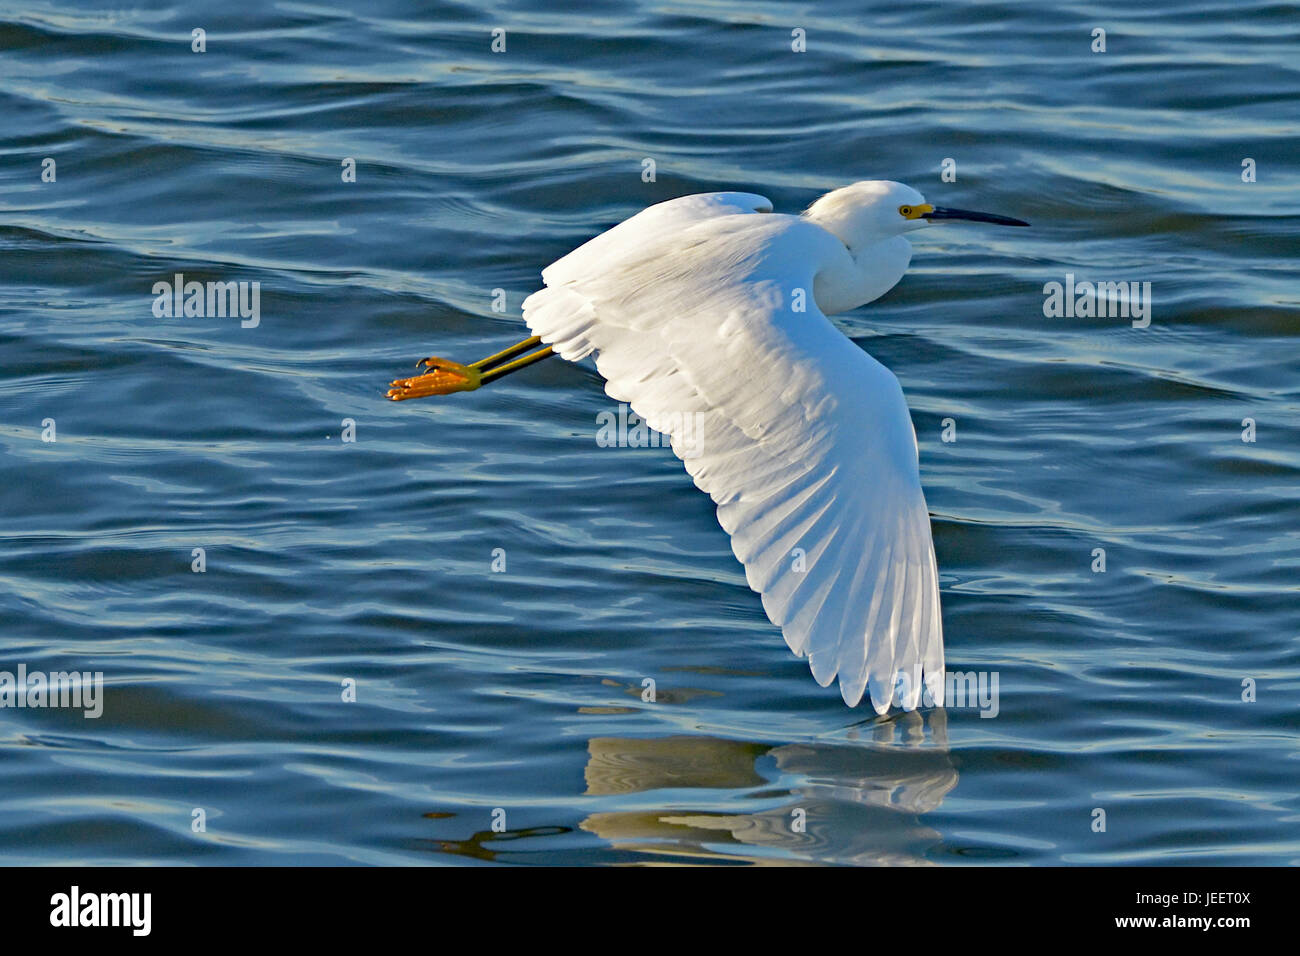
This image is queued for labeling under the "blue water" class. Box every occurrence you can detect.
[1,0,1297,865]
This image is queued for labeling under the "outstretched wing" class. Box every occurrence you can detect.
[523,193,943,713]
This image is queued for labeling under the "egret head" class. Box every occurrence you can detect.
[805,180,1028,252]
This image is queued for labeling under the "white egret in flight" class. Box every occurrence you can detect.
[388,181,1028,714]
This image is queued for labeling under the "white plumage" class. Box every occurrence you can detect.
[522,184,945,714]
[391,180,1024,711]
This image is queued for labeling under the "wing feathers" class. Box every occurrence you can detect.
[522,194,943,713]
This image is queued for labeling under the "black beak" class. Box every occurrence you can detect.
[921,206,1030,227]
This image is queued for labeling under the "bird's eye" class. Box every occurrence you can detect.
[898,205,912,217]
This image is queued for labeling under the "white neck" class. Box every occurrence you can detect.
[811,235,913,315]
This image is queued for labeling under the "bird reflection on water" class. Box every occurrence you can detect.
[429,710,956,865]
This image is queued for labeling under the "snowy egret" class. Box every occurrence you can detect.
[388,181,1028,713]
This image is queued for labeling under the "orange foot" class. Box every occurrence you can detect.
[387,357,483,401]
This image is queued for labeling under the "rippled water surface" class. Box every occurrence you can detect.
[1,0,1297,865]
